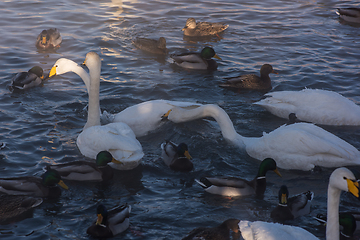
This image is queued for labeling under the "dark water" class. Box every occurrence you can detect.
[0,0,360,239]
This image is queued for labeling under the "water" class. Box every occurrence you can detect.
[0,0,360,239]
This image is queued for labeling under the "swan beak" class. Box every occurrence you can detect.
[58,180,69,190]
[347,179,359,198]
[42,36,47,44]
[161,109,172,119]
[273,168,282,177]
[272,70,279,74]
[213,54,222,60]
[111,157,123,165]
[49,66,57,78]
[281,193,287,204]
[184,150,192,160]
[96,214,103,225]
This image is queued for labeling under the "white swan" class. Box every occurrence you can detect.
[49,52,144,170]
[165,104,360,170]
[238,167,359,240]
[254,89,360,126]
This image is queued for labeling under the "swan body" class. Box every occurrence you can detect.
[0,169,68,198]
[132,37,167,55]
[254,89,360,126]
[182,18,228,37]
[36,28,62,50]
[238,167,359,240]
[11,66,44,90]
[49,53,144,170]
[165,104,360,170]
[219,64,277,91]
[160,141,193,172]
[195,158,281,197]
[170,47,221,70]
[87,204,131,238]
[336,8,360,24]
[271,185,314,221]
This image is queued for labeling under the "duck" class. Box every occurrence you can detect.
[87,204,131,238]
[160,141,193,172]
[254,88,360,126]
[270,185,314,221]
[219,64,278,91]
[0,194,43,224]
[195,158,281,197]
[315,213,358,239]
[238,167,360,240]
[46,151,121,181]
[0,169,68,198]
[336,8,360,24]
[11,66,44,90]
[49,52,144,170]
[35,28,62,49]
[132,37,167,55]
[182,218,240,240]
[170,47,221,70]
[162,104,360,171]
[182,17,229,37]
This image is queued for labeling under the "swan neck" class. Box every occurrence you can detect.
[72,65,91,93]
[84,61,101,129]
[326,184,340,240]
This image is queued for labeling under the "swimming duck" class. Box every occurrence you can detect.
[49,53,144,170]
[182,218,240,240]
[315,213,358,239]
[0,169,68,198]
[87,204,131,238]
[195,158,281,197]
[219,64,277,91]
[336,8,360,24]
[254,88,360,126]
[161,141,193,172]
[35,28,62,50]
[11,66,44,90]
[238,167,360,240]
[170,47,221,70]
[163,104,360,171]
[182,17,228,37]
[270,185,314,222]
[132,37,167,55]
[0,194,43,224]
[46,151,121,181]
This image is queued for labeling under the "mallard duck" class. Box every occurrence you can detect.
[0,194,43,224]
[161,141,193,172]
[11,66,44,90]
[270,185,314,221]
[336,8,360,24]
[182,18,228,37]
[35,28,62,49]
[195,158,281,197]
[238,167,360,240]
[132,37,167,55]
[46,151,121,181]
[87,204,131,238]
[182,219,240,240]
[315,213,357,239]
[49,53,144,170]
[0,169,68,198]
[170,47,221,70]
[254,89,360,126]
[219,64,277,91]
[163,104,360,171]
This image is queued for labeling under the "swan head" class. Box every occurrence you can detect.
[49,58,81,77]
[83,52,101,74]
[329,167,359,198]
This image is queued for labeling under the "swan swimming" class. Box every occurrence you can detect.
[164,103,360,170]
[49,52,144,170]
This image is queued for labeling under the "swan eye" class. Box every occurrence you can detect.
[343,177,347,180]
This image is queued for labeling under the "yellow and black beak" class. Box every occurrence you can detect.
[213,54,222,60]
[281,193,287,204]
[184,150,192,160]
[347,179,359,198]
[49,66,57,78]
[96,213,103,225]
[161,109,172,120]
[273,168,282,177]
[57,180,69,190]
[42,36,47,44]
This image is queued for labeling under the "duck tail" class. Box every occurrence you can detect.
[195,177,212,188]
[306,191,314,201]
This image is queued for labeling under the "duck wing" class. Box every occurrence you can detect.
[288,191,314,218]
[219,74,262,89]
[0,177,43,196]
[11,72,42,89]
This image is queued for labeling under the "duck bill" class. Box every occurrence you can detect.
[184,150,192,160]
[272,70,279,74]
[42,36,47,45]
[161,109,172,119]
[281,193,287,204]
[182,27,186,31]
[57,180,69,190]
[273,168,282,177]
[347,179,359,198]
[49,66,57,78]
[40,74,45,80]
[111,157,123,164]
[96,214,103,225]
[213,54,222,60]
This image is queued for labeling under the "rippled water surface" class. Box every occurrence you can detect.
[0,0,360,239]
